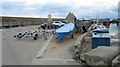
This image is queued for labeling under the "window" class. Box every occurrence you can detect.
[55,22,60,23]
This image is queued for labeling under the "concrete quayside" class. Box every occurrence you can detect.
[2,21,120,67]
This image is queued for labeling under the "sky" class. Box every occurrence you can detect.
[1,0,120,19]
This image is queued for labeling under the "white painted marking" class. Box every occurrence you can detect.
[35,35,53,58]
[39,58,75,61]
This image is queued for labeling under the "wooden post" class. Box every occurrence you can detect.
[71,33,74,38]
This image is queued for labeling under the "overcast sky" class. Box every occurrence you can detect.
[1,0,119,19]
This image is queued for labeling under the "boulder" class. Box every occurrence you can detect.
[112,33,120,39]
[112,55,120,67]
[74,31,92,47]
[84,31,92,37]
[84,46,120,66]
[82,37,92,52]
[111,40,120,47]
[74,33,87,48]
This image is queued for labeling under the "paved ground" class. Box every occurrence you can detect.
[0,29,2,66]
[2,25,51,65]
[2,25,82,65]
[32,33,81,65]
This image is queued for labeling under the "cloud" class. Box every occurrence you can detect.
[1,0,120,18]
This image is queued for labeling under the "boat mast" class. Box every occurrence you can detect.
[92,11,100,29]
[96,11,99,24]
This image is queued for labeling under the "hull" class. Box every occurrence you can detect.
[55,23,75,41]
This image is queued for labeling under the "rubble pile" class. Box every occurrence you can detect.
[84,46,119,66]
[73,32,92,62]
[112,55,120,67]
[73,31,120,66]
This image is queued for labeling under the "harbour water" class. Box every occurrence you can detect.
[109,23,120,36]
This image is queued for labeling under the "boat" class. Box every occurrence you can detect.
[55,22,75,41]
[92,12,110,49]
[92,23,109,33]
[92,12,109,33]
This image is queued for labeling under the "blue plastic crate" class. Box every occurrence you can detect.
[92,33,110,49]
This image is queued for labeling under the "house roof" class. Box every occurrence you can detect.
[66,12,76,19]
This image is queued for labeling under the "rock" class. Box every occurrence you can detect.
[82,37,92,53]
[112,33,120,39]
[74,33,87,48]
[73,33,88,61]
[111,41,120,47]
[112,55,120,67]
[74,31,92,48]
[73,32,92,61]
[84,46,120,66]
[84,31,92,37]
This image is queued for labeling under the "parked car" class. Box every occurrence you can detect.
[61,20,67,24]
[41,21,65,29]
[52,21,65,27]
[41,23,54,29]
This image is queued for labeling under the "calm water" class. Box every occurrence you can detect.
[109,23,120,36]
